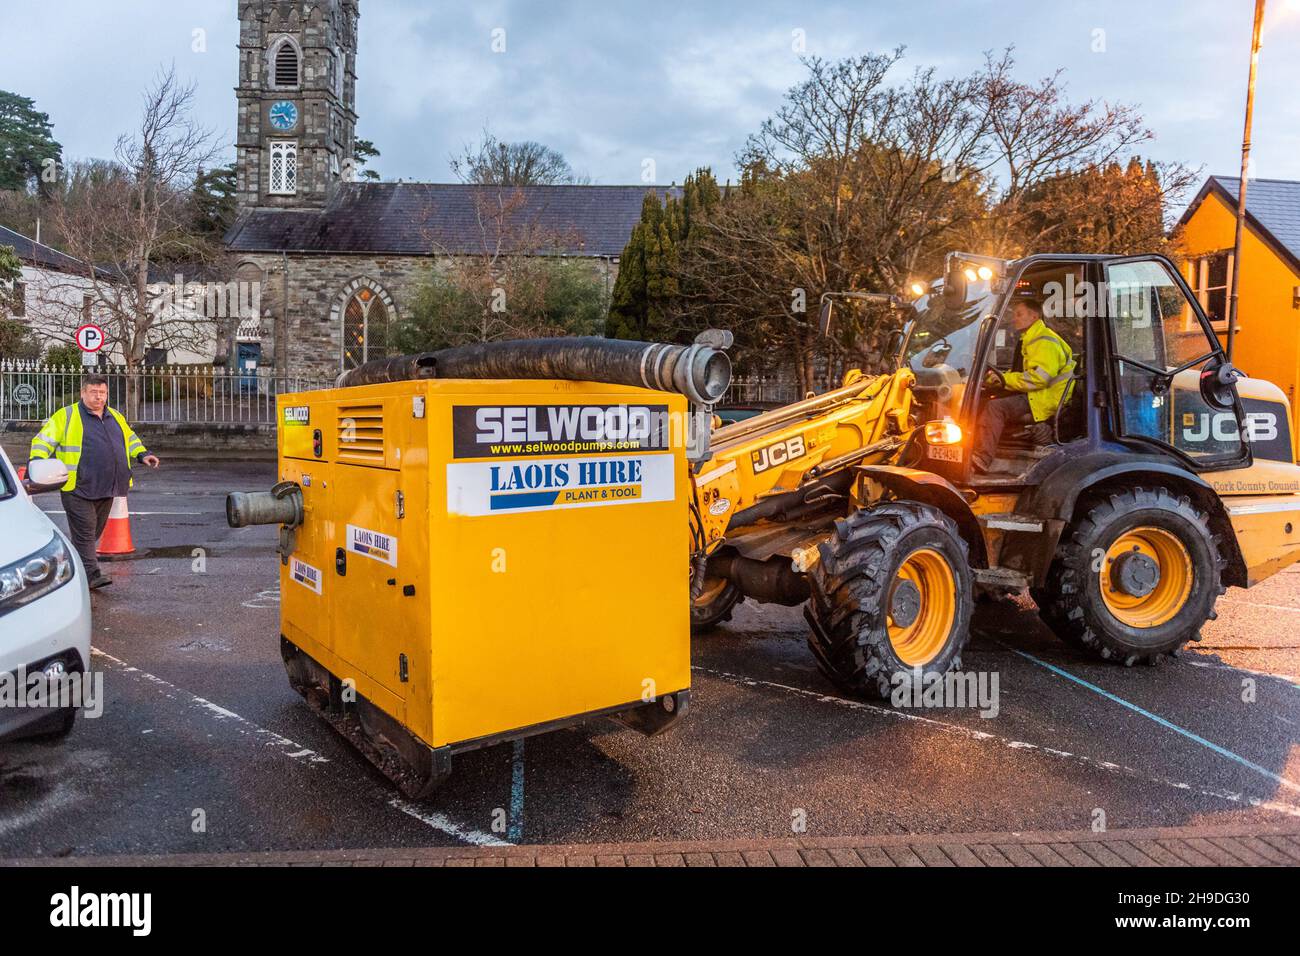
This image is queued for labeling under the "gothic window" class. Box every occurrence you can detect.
[271,38,300,89]
[342,286,392,369]
[269,141,297,194]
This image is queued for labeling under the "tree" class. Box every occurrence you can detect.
[43,341,83,367]
[0,243,39,359]
[673,49,1190,391]
[394,185,607,349]
[607,168,721,342]
[451,130,586,186]
[0,319,39,359]
[192,163,237,237]
[679,52,993,388]
[36,67,226,414]
[1011,156,1189,256]
[394,257,607,352]
[0,90,62,194]
[354,137,381,181]
[0,243,21,314]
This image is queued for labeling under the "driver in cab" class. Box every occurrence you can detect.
[973,295,1074,473]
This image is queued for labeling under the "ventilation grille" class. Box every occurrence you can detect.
[337,403,385,465]
[274,44,299,87]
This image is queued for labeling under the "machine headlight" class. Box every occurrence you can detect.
[0,534,75,617]
[925,419,964,445]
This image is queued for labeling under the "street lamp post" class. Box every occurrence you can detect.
[1226,0,1267,362]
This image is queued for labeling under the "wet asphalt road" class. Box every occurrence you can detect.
[1,459,1298,857]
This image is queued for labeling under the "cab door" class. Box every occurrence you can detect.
[1102,256,1250,470]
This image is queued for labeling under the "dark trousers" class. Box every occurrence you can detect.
[61,492,113,580]
[975,394,1033,463]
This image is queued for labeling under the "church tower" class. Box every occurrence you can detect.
[235,0,358,212]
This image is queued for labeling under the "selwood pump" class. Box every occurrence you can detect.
[227,337,731,795]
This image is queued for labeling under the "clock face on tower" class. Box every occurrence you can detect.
[268,100,299,131]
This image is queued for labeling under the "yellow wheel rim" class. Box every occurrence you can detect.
[887,548,958,667]
[1099,526,1193,629]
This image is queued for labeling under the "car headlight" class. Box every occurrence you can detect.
[0,534,75,617]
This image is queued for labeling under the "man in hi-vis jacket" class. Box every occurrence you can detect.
[29,374,160,589]
[972,296,1075,473]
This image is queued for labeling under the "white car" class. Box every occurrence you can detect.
[0,447,92,740]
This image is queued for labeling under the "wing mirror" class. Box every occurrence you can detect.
[818,298,834,336]
[885,328,906,360]
[23,458,69,495]
[942,261,968,310]
[1199,359,1241,411]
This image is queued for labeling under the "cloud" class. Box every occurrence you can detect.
[0,0,1297,189]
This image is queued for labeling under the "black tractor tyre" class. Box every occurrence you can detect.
[1037,486,1225,664]
[690,577,744,634]
[805,502,974,699]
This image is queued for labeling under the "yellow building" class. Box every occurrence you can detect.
[1176,176,1300,458]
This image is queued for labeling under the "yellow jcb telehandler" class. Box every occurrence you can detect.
[689,251,1300,697]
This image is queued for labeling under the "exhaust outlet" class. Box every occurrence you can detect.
[226,482,303,529]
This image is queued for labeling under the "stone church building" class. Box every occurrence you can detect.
[224,0,671,378]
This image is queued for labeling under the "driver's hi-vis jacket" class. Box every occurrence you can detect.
[1002,318,1076,422]
[29,403,148,493]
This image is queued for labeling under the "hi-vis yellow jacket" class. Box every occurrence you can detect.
[29,403,148,493]
[1001,318,1076,422]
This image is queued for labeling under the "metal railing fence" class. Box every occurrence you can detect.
[0,360,333,425]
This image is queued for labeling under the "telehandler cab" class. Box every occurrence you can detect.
[690,251,1300,698]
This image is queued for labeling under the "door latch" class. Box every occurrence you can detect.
[335,547,347,576]
[398,653,409,683]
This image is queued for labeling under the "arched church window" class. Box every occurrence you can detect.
[342,286,392,369]
[271,38,300,88]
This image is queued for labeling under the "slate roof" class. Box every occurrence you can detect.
[0,224,90,275]
[224,182,683,257]
[1178,176,1300,274]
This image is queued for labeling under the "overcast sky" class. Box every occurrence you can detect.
[3,0,1299,200]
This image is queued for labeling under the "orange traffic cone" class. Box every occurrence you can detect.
[16,466,26,481]
[97,496,135,558]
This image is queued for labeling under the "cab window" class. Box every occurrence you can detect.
[1104,258,1244,462]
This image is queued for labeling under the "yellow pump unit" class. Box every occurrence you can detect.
[228,336,730,796]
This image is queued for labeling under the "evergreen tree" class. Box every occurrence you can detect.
[355,138,381,181]
[0,90,62,194]
[606,167,719,341]
[192,163,238,237]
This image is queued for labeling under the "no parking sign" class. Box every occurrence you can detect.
[75,323,106,353]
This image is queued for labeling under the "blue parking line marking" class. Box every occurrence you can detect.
[509,739,526,843]
[1008,646,1300,795]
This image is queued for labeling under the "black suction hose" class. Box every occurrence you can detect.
[335,337,732,406]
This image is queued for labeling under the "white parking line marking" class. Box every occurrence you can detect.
[1185,657,1300,685]
[93,648,328,765]
[0,783,80,839]
[388,799,510,847]
[695,666,1300,819]
[1234,602,1300,615]
[91,647,505,846]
